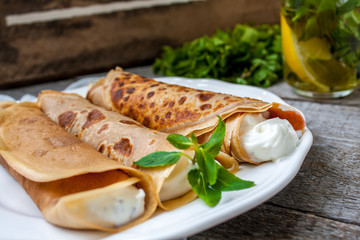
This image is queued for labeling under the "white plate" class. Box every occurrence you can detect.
[0,77,313,240]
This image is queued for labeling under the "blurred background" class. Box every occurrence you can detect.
[0,0,280,88]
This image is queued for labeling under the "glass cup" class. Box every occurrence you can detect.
[280,0,360,98]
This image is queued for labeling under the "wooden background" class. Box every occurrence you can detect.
[0,0,280,87]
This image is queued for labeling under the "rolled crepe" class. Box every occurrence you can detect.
[37,91,198,210]
[0,101,157,232]
[87,68,306,164]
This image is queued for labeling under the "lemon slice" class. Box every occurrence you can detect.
[299,37,332,60]
[281,14,330,91]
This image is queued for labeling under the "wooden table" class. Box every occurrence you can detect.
[1,65,359,239]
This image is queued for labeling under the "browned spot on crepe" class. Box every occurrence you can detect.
[200,104,212,111]
[82,109,106,129]
[197,93,214,102]
[113,138,132,157]
[119,119,142,126]
[98,144,105,153]
[111,87,124,102]
[143,116,151,127]
[178,96,186,105]
[147,91,155,98]
[97,124,109,134]
[127,87,135,94]
[58,111,77,129]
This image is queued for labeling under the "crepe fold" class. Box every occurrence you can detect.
[0,101,157,232]
[87,68,306,164]
[37,91,198,210]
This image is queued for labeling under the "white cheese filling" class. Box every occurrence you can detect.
[159,155,193,202]
[240,113,299,163]
[86,185,145,228]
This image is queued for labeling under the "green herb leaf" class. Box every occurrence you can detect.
[167,134,192,149]
[190,132,198,146]
[196,148,217,185]
[134,151,182,167]
[337,0,360,16]
[212,164,255,191]
[188,168,221,207]
[316,0,337,36]
[153,24,283,88]
[200,116,225,158]
[292,5,309,22]
[301,15,321,40]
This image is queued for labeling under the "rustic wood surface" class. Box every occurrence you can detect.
[0,0,280,87]
[0,65,359,239]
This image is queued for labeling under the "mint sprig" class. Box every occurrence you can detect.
[134,116,255,207]
[282,0,360,68]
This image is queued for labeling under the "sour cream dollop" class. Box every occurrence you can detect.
[241,116,299,163]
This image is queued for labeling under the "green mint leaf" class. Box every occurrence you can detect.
[196,148,217,185]
[212,164,255,191]
[301,15,321,40]
[166,134,192,149]
[134,151,182,167]
[316,0,337,36]
[337,0,360,16]
[188,168,221,207]
[292,5,309,22]
[190,132,198,146]
[342,10,360,36]
[200,116,225,158]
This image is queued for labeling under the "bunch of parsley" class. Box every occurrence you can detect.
[153,24,282,88]
[282,0,360,69]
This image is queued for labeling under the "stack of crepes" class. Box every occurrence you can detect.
[87,68,306,165]
[0,101,157,232]
[37,91,198,210]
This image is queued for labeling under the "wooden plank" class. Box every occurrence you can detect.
[0,0,124,15]
[270,137,360,222]
[0,0,280,87]
[266,100,360,223]
[189,204,360,239]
